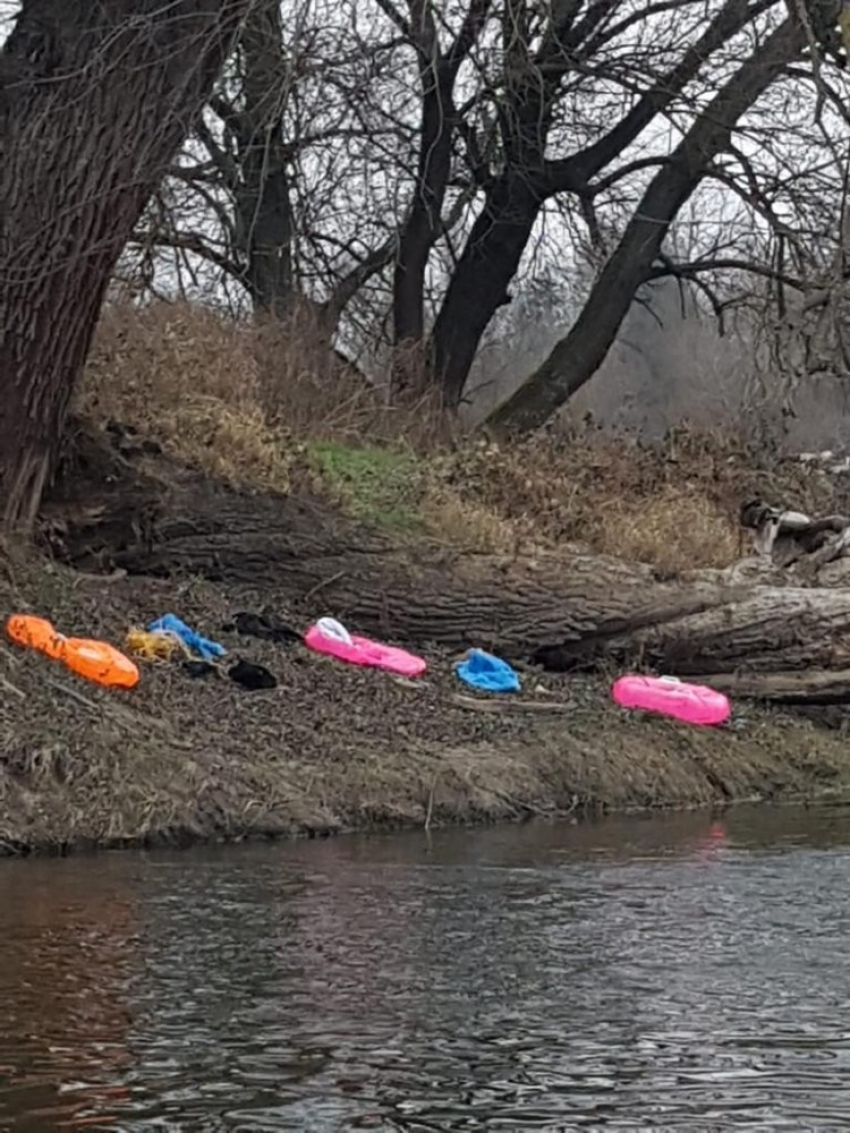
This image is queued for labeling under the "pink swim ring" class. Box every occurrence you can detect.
[304,617,426,678]
[612,674,730,726]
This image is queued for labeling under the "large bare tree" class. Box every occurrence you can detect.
[486,6,811,435]
[376,0,492,347]
[0,0,252,528]
[357,0,828,411]
[118,0,850,422]
[428,0,794,411]
[130,0,401,340]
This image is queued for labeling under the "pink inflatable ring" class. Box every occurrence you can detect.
[612,674,730,727]
[304,618,426,678]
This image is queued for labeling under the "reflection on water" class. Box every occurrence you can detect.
[2,806,850,1129]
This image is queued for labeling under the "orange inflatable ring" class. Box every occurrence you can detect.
[58,637,140,689]
[5,615,140,690]
[5,613,64,659]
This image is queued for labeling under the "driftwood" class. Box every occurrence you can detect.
[41,433,850,705]
[56,481,850,696]
[701,669,850,705]
[739,496,850,568]
[449,694,575,714]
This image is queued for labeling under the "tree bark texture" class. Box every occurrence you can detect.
[393,68,456,348]
[0,0,251,529]
[430,173,542,407]
[391,0,492,382]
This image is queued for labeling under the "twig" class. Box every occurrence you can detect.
[424,773,439,832]
[0,675,25,700]
[70,568,128,587]
[44,677,194,748]
[45,677,101,712]
[302,570,346,603]
[449,693,572,714]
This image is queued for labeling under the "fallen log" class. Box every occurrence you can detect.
[549,585,850,675]
[90,481,850,681]
[41,438,850,699]
[701,669,850,705]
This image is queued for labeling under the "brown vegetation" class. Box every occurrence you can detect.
[0,301,845,856]
[80,301,839,572]
[2,537,849,856]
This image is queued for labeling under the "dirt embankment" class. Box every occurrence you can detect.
[3,456,850,856]
[3,349,850,859]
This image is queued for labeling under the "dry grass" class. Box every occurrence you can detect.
[2,543,849,856]
[81,300,448,490]
[435,426,838,569]
[5,301,847,857]
[80,300,838,571]
[82,301,294,493]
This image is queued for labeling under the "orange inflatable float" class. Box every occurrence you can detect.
[5,614,64,658]
[5,614,140,689]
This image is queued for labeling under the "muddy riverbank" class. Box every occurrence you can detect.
[1,541,849,857]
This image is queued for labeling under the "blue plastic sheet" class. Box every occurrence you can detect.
[454,648,520,694]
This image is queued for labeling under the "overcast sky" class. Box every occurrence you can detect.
[0,1,16,40]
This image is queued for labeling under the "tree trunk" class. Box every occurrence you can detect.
[391,0,492,382]
[700,668,850,705]
[427,0,763,410]
[429,172,541,408]
[393,70,456,349]
[234,0,296,317]
[0,0,250,530]
[484,15,805,437]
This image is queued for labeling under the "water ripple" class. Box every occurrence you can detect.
[1,808,850,1128]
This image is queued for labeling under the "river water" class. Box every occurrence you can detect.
[2,806,850,1131]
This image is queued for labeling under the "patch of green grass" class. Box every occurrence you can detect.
[309,442,427,529]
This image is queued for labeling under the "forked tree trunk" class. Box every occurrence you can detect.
[484,15,805,437]
[0,0,251,529]
[390,0,492,394]
[427,0,764,409]
[393,66,457,348]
